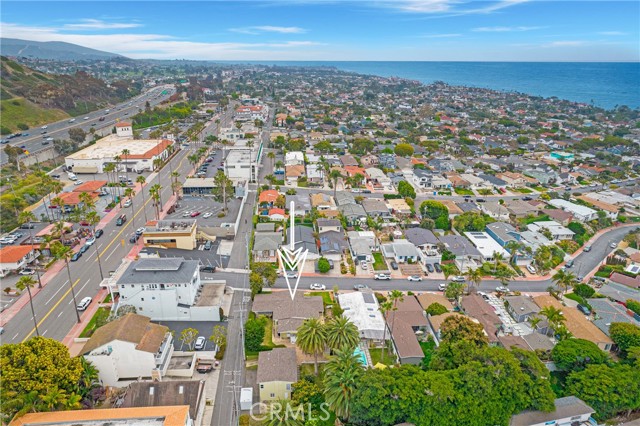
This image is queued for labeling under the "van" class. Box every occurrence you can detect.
[116,214,127,226]
[67,173,77,181]
[77,297,92,311]
[565,259,574,268]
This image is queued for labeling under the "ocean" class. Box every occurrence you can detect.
[235,61,640,110]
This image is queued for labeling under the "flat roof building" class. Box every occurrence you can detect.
[225,149,258,182]
[9,406,191,426]
[338,291,388,342]
[143,219,197,250]
[464,231,509,262]
[549,199,598,222]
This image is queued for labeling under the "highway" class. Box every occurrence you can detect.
[1,84,176,165]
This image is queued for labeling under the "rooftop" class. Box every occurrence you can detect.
[460,294,501,343]
[464,231,509,259]
[338,291,387,340]
[10,406,190,426]
[66,134,173,161]
[257,347,298,383]
[509,396,594,426]
[0,245,37,264]
[117,258,199,285]
[252,291,323,322]
[121,381,205,421]
[81,313,169,355]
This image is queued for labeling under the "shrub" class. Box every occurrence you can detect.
[425,302,448,316]
[17,123,29,130]
[627,299,640,315]
[574,283,595,299]
[317,257,331,273]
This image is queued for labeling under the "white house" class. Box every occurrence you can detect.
[338,291,388,344]
[82,314,174,387]
[549,199,598,222]
[224,149,258,183]
[381,239,421,264]
[509,396,595,426]
[527,220,575,241]
[285,151,305,166]
[306,164,324,184]
[464,231,510,262]
[0,245,39,276]
[114,258,222,322]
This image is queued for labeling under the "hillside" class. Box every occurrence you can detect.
[0,38,124,61]
[0,56,138,132]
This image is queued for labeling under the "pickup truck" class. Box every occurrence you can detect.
[196,358,215,373]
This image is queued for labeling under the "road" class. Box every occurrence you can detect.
[1,84,176,165]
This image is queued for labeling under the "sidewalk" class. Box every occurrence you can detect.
[63,288,107,352]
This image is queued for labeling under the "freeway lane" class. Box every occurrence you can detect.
[2,145,193,344]
[1,85,175,165]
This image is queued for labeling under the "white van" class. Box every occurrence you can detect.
[77,296,92,311]
[67,172,78,181]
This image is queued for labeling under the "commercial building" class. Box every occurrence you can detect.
[0,245,39,275]
[9,406,192,426]
[338,291,388,344]
[112,258,222,322]
[142,219,197,250]
[65,124,174,174]
[181,178,216,196]
[548,199,598,222]
[81,314,174,387]
[224,149,258,182]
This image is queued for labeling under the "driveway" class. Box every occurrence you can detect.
[155,320,226,351]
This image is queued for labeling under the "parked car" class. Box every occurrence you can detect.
[434,263,442,273]
[407,275,422,282]
[374,273,391,280]
[526,264,536,274]
[194,336,206,350]
[85,236,96,246]
[522,196,533,201]
[123,199,132,208]
[495,286,508,293]
[476,198,486,202]
[200,265,216,273]
[438,283,447,291]
[183,211,191,217]
[77,296,92,311]
[79,245,89,254]
[577,304,591,315]
[564,259,574,268]
[353,284,369,291]
[19,269,36,275]
[129,234,139,243]
[135,227,146,236]
[425,264,434,273]
[190,211,201,217]
[583,245,592,252]
[285,271,298,279]
[203,212,213,218]
[94,229,104,238]
[71,252,82,261]
[451,276,465,282]
[360,261,368,270]
[390,261,398,270]
[310,283,326,290]
[204,241,212,250]
[610,242,617,248]
[20,222,35,229]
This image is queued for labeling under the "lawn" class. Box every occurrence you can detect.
[454,187,474,196]
[477,188,494,195]
[262,317,275,348]
[307,291,333,306]
[530,185,548,192]
[370,347,396,366]
[565,292,591,309]
[0,98,69,132]
[521,214,549,225]
[372,252,389,271]
[512,187,533,194]
[79,307,110,338]
[300,363,326,380]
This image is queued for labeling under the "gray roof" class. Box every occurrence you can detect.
[257,347,299,384]
[122,380,205,420]
[361,198,389,214]
[335,192,356,206]
[588,298,640,335]
[286,225,318,254]
[438,235,481,257]
[521,332,556,351]
[598,282,640,304]
[510,397,594,426]
[286,194,311,211]
[457,202,480,213]
[485,222,519,245]
[479,173,507,186]
[404,228,439,247]
[338,202,367,219]
[504,295,540,316]
[254,232,283,251]
[317,219,341,228]
[256,223,275,232]
[319,231,348,254]
[117,258,198,285]
[252,291,324,322]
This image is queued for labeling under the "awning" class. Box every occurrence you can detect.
[72,166,99,173]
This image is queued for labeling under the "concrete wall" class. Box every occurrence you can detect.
[85,340,156,387]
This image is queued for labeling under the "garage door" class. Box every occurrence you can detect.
[73,166,99,173]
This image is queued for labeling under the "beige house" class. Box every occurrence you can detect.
[257,347,298,402]
[142,219,197,250]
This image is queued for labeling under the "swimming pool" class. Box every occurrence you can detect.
[353,347,368,367]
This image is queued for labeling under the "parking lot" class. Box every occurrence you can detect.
[154,320,226,351]
[167,196,241,229]
[142,245,230,269]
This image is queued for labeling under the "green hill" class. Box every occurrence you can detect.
[0,56,139,132]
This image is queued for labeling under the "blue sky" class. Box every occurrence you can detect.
[2,1,639,61]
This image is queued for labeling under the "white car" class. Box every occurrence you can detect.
[610,242,617,248]
[123,199,132,207]
[84,116,89,120]
[526,264,536,274]
[135,227,146,235]
[183,211,191,217]
[285,271,298,279]
[451,276,466,282]
[68,119,75,123]
[73,180,84,185]
[194,336,206,350]
[85,237,96,246]
[496,286,509,293]
[202,212,213,218]
[41,125,48,129]
[438,283,447,291]
[310,283,326,290]
[407,275,422,282]
[360,261,368,270]
[19,269,36,275]
[374,273,391,280]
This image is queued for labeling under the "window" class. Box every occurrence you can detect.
[286,384,291,390]
[260,384,264,389]
[141,298,144,301]
[270,393,275,398]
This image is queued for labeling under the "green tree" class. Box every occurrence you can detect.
[136,175,148,223]
[245,316,267,352]
[552,269,576,297]
[444,281,465,302]
[394,143,414,157]
[262,400,305,426]
[212,170,233,213]
[440,315,488,347]
[179,327,198,350]
[573,283,595,299]
[540,306,567,336]
[329,169,343,199]
[397,181,416,199]
[325,316,359,353]
[626,299,640,316]
[609,322,640,357]
[425,302,448,316]
[323,349,364,421]
[465,268,483,293]
[291,378,324,409]
[296,318,327,375]
[453,211,493,232]
[551,338,609,371]
[16,276,40,337]
[209,325,227,351]
[317,257,331,274]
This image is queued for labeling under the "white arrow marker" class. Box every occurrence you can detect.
[278,201,309,300]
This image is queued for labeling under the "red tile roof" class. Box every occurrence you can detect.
[58,191,98,206]
[0,245,37,264]
[72,180,108,193]
[115,121,132,128]
[126,139,173,160]
[259,190,280,204]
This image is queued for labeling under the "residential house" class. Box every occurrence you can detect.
[576,196,619,220]
[381,240,420,264]
[527,220,575,241]
[285,224,319,260]
[485,222,521,247]
[317,219,342,233]
[286,194,311,216]
[509,396,595,426]
[497,172,528,187]
[464,232,510,263]
[506,200,541,219]
[0,245,39,275]
[447,173,471,188]
[588,298,640,336]
[416,292,454,312]
[338,291,388,345]
[285,151,305,166]
[460,294,501,344]
[533,295,613,351]
[257,347,298,402]
[253,229,283,263]
[479,173,508,189]
[360,154,379,167]
[9,406,192,426]
[412,168,433,189]
[365,167,392,190]
[548,199,598,222]
[386,297,429,365]
[438,235,483,272]
[310,193,336,211]
[267,209,287,221]
[285,165,305,186]
[319,231,348,261]
[524,166,560,185]
[252,292,324,343]
[608,272,640,289]
[598,281,640,304]
[306,164,324,184]
[340,154,359,167]
[439,200,464,218]
[335,192,356,206]
[361,198,391,219]
[258,190,280,208]
[343,166,367,186]
[479,201,511,221]
[82,314,173,387]
[347,231,378,262]
[379,153,396,169]
[386,198,412,216]
[504,295,541,323]
[427,312,465,346]
[404,228,440,253]
[338,202,367,225]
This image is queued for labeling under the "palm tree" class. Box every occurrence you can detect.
[296,318,327,375]
[465,268,483,293]
[19,211,43,288]
[78,358,100,393]
[113,155,123,206]
[188,154,199,170]
[275,160,284,172]
[493,251,505,272]
[39,386,68,410]
[385,290,404,358]
[85,211,105,280]
[78,191,95,215]
[323,349,364,421]
[50,241,81,323]
[16,276,40,337]
[267,151,275,171]
[5,390,42,419]
[379,300,393,353]
[540,305,566,335]
[121,148,131,184]
[136,175,148,223]
[149,184,162,220]
[170,171,180,196]
[51,196,65,221]
[153,157,163,172]
[529,315,542,331]
[504,241,523,265]
[329,169,343,199]
[124,188,136,226]
[103,162,116,203]
[325,316,360,353]
[552,269,576,298]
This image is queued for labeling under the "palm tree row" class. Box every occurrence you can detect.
[296,316,360,375]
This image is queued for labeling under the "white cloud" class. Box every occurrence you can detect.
[546,40,586,47]
[421,33,462,38]
[391,0,455,13]
[382,0,528,14]
[63,19,142,30]
[0,22,323,60]
[229,25,307,35]
[598,31,626,36]
[473,26,543,32]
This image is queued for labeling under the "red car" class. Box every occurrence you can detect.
[190,211,201,217]
[79,220,90,226]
